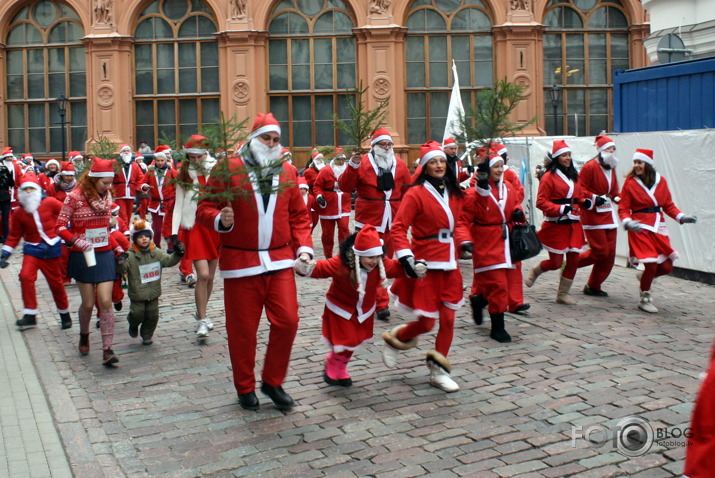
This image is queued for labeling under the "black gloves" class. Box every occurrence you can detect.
[595,196,607,207]
[399,256,419,279]
[115,252,129,266]
[562,205,573,215]
[581,198,593,210]
[460,243,473,254]
[173,239,185,257]
[0,253,9,269]
[316,195,327,208]
[511,209,525,223]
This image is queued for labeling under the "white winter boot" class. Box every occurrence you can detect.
[426,350,459,392]
[381,324,417,368]
[638,290,658,313]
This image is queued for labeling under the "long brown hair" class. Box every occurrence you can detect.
[77,171,104,203]
[627,162,656,188]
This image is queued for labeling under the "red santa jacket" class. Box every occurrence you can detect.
[391,182,467,270]
[536,169,586,223]
[112,160,146,200]
[459,180,521,272]
[56,189,114,252]
[579,158,620,230]
[503,168,525,205]
[618,173,683,234]
[309,255,405,323]
[338,152,411,233]
[144,164,177,215]
[313,164,351,219]
[2,196,63,256]
[45,179,75,204]
[196,157,313,279]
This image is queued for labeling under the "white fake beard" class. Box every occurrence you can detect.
[19,189,41,214]
[121,153,132,163]
[373,147,395,170]
[601,152,619,169]
[331,161,346,178]
[301,190,309,205]
[249,140,282,167]
[313,160,325,171]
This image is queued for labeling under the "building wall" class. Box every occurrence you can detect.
[642,0,715,64]
[0,0,649,165]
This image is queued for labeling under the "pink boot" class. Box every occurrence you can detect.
[323,351,353,387]
[99,310,118,366]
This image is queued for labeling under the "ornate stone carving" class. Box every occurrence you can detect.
[94,0,113,24]
[230,0,247,19]
[373,76,390,99]
[97,85,114,107]
[510,0,530,11]
[232,78,249,104]
[370,0,391,15]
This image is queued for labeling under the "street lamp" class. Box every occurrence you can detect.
[56,94,68,162]
[548,84,561,136]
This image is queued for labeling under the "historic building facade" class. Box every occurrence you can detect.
[0,0,649,164]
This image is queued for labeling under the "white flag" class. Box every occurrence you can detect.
[443,60,465,144]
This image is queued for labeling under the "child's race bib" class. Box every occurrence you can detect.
[139,262,161,283]
[85,227,109,248]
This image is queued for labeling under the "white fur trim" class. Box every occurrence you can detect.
[633,151,653,166]
[353,245,383,257]
[489,157,504,168]
[88,171,114,178]
[185,148,207,154]
[371,134,391,145]
[419,149,446,167]
[552,146,571,158]
[597,141,615,152]
[249,124,281,141]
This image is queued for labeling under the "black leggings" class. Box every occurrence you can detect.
[0,200,10,241]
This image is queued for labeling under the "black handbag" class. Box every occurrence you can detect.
[509,223,542,262]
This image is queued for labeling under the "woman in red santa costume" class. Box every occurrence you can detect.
[385,140,468,392]
[577,134,621,297]
[112,144,146,224]
[460,152,524,343]
[296,225,416,387]
[39,159,60,190]
[302,149,325,231]
[618,149,697,312]
[1,172,71,329]
[196,113,313,411]
[56,158,125,366]
[171,135,219,338]
[338,128,411,322]
[145,146,177,250]
[313,148,351,258]
[525,139,590,305]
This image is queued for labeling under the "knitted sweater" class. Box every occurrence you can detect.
[56,189,114,252]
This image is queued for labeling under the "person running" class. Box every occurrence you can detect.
[313,148,351,258]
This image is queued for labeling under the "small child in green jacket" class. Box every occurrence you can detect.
[118,219,184,345]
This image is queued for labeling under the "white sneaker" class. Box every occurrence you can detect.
[186,273,197,287]
[383,344,399,368]
[204,317,214,331]
[196,319,209,338]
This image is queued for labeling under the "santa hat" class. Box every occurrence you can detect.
[130,218,153,242]
[68,151,83,162]
[88,158,115,178]
[154,145,171,158]
[595,134,615,153]
[551,139,571,159]
[442,137,457,148]
[184,135,209,155]
[370,128,392,146]
[353,225,384,257]
[59,161,76,176]
[334,147,347,159]
[249,112,281,141]
[119,144,132,153]
[45,159,60,170]
[311,148,324,162]
[297,177,309,190]
[280,147,292,159]
[633,148,654,166]
[490,142,508,157]
[19,171,41,190]
[22,153,34,162]
[488,152,504,168]
[418,140,446,168]
[110,203,120,215]
[134,153,144,162]
[2,147,14,159]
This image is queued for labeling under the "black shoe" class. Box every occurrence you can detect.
[238,391,259,411]
[96,319,101,329]
[141,337,153,346]
[128,324,139,338]
[583,285,608,297]
[469,294,488,325]
[102,349,119,366]
[60,312,72,329]
[16,314,37,328]
[323,372,353,388]
[114,301,122,311]
[376,309,390,322]
[260,383,295,410]
[512,303,531,315]
[490,329,512,343]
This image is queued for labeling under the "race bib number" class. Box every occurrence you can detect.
[139,262,161,283]
[85,227,109,248]
[596,198,613,213]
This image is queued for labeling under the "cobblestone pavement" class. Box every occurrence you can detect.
[1,224,713,477]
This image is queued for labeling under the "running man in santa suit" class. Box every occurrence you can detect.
[338,128,411,321]
[313,148,351,258]
[112,144,146,224]
[196,112,313,412]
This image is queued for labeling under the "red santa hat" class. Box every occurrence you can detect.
[119,144,132,153]
[633,148,654,166]
[551,139,571,159]
[135,153,144,162]
[297,176,309,190]
[442,137,457,148]
[490,142,508,157]
[334,147,346,159]
[311,148,324,162]
[19,171,41,190]
[595,134,615,152]
[110,202,120,215]
[353,225,384,257]
[280,147,292,159]
[59,161,76,176]
[418,140,446,167]
[130,218,154,242]
[488,152,504,168]
[370,128,392,146]
[249,112,281,142]
[154,145,171,158]
[2,147,14,159]
[45,159,60,171]
[22,153,34,162]
[88,158,115,178]
[184,135,209,155]
[68,151,83,162]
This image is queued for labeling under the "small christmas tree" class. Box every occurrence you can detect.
[334,82,390,156]
[84,133,117,176]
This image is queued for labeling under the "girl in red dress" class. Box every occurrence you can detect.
[618,149,697,312]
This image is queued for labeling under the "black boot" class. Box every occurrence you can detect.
[376,308,390,322]
[469,294,488,325]
[260,383,295,410]
[16,314,37,328]
[489,312,512,343]
[60,312,72,329]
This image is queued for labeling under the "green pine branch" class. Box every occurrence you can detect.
[334,81,390,155]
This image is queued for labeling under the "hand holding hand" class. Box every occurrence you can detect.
[293,254,316,276]
[399,255,419,279]
[680,215,697,224]
[413,260,427,279]
[115,252,129,266]
[220,206,234,229]
[173,240,185,257]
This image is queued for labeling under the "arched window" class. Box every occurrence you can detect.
[5,1,86,155]
[134,0,219,147]
[268,0,356,148]
[543,0,630,135]
[405,0,493,144]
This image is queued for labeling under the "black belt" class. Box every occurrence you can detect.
[633,206,661,214]
[414,232,453,240]
[554,219,579,225]
[323,189,336,192]
[552,198,577,205]
[221,242,289,252]
[473,222,505,227]
[356,195,400,202]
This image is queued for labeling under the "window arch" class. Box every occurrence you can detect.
[405,0,493,144]
[133,0,219,147]
[543,0,630,135]
[268,0,357,148]
[5,0,86,155]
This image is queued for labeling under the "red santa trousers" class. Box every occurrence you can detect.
[476,268,509,315]
[684,341,715,478]
[578,228,617,290]
[224,268,300,394]
[319,217,349,259]
[507,263,525,312]
[115,198,134,224]
[19,255,69,315]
